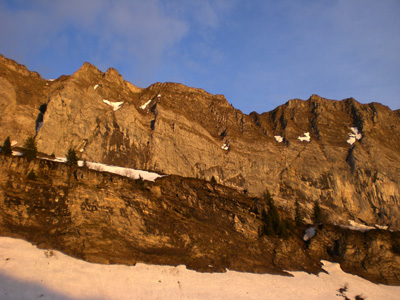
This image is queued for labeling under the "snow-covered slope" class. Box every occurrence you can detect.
[37,155,163,182]
[84,161,162,181]
[1,237,399,300]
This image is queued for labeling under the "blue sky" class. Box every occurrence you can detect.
[1,0,399,114]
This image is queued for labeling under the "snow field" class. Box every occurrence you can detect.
[1,237,399,300]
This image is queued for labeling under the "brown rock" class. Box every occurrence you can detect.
[0,54,399,232]
[0,155,399,284]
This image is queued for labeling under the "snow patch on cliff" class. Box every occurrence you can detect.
[53,157,67,163]
[140,99,152,110]
[340,220,388,232]
[347,127,362,145]
[37,156,67,163]
[298,132,310,142]
[84,161,162,182]
[347,220,375,231]
[103,99,124,111]
[37,156,162,182]
[274,135,284,143]
[11,151,23,156]
[375,224,389,230]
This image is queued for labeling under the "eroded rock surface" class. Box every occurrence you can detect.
[0,156,399,285]
[0,54,399,230]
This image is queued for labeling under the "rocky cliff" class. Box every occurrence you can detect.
[0,155,399,285]
[0,54,399,231]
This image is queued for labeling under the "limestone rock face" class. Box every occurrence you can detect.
[1,155,399,284]
[0,55,50,144]
[0,55,399,230]
[307,224,400,285]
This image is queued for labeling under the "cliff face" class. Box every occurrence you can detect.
[1,155,399,285]
[0,54,399,230]
[0,55,50,141]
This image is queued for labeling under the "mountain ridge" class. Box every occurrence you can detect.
[0,54,399,231]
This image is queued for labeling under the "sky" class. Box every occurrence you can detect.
[0,0,399,114]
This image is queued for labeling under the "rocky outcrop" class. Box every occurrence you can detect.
[0,54,399,231]
[0,155,399,285]
[307,224,400,285]
[0,55,50,142]
[0,155,312,275]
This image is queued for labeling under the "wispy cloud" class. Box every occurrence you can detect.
[0,0,237,86]
[0,0,188,79]
[0,0,398,112]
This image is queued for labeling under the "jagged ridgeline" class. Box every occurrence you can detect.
[1,54,399,230]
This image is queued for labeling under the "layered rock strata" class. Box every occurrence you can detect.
[0,155,399,285]
[0,54,399,230]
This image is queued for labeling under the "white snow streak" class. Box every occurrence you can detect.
[340,220,377,232]
[38,156,67,163]
[11,151,23,156]
[94,84,99,90]
[375,224,389,230]
[103,99,124,111]
[347,127,362,145]
[37,156,162,182]
[298,132,311,142]
[84,161,162,182]
[140,99,152,110]
[1,237,399,300]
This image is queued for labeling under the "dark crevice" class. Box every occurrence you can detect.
[250,112,261,128]
[35,102,48,135]
[219,128,227,138]
[346,146,356,173]
[350,104,364,136]
[279,114,287,130]
[310,101,321,139]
